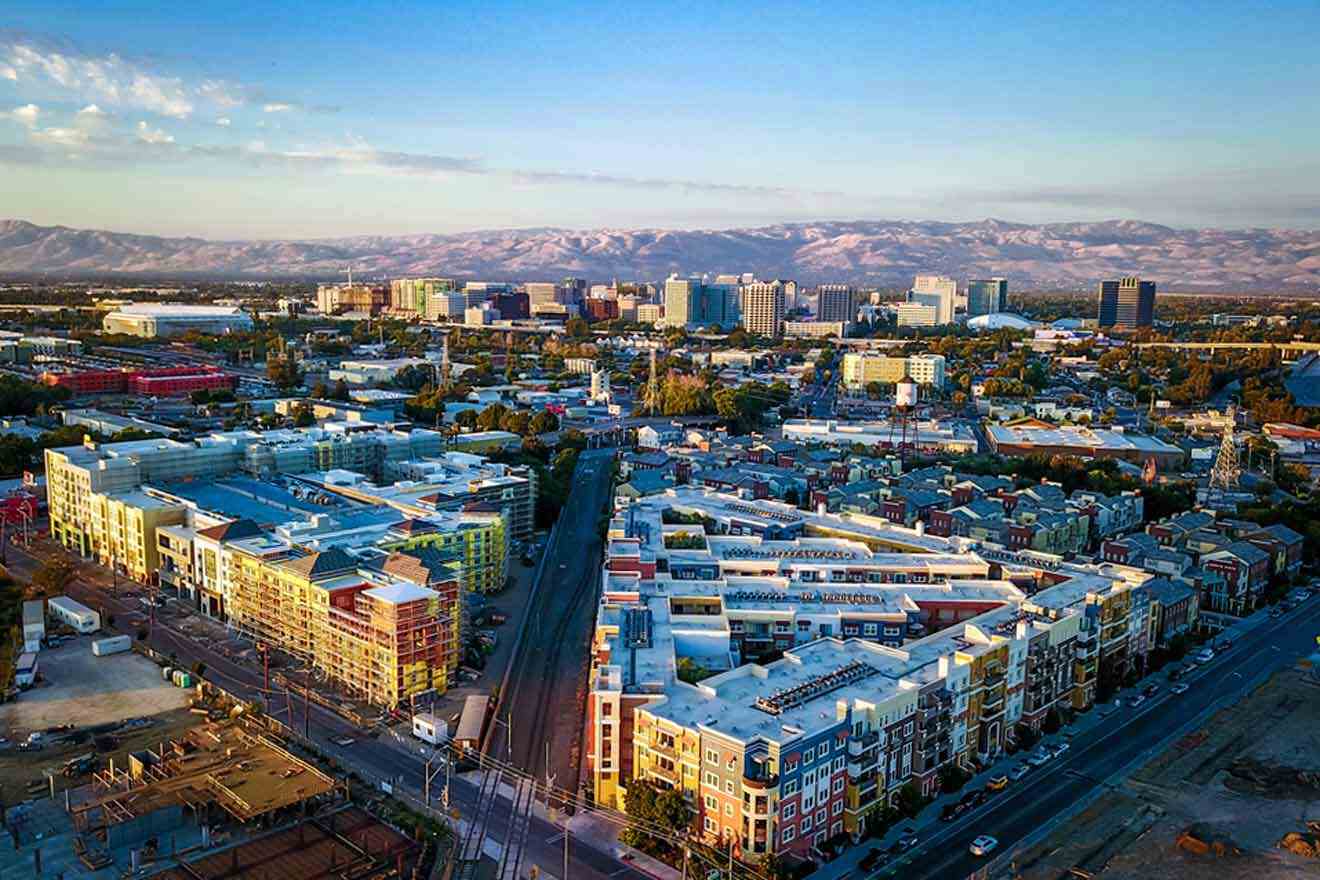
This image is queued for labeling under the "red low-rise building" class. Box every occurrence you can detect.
[41,365,236,396]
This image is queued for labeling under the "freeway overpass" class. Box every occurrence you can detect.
[1134,340,1320,361]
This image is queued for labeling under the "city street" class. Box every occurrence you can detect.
[815,597,1320,880]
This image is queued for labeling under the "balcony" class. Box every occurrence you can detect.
[847,732,880,756]
[983,672,1005,689]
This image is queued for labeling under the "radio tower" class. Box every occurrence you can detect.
[1208,405,1240,493]
[441,333,452,389]
[646,348,661,416]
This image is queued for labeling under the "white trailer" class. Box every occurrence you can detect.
[22,600,44,652]
[15,652,38,688]
[412,712,448,745]
[453,694,490,751]
[92,635,132,656]
[48,596,100,634]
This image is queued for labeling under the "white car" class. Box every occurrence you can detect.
[1194,648,1215,663]
[1170,683,1190,695]
[969,835,999,856]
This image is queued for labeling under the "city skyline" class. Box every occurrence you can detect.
[1,2,1318,238]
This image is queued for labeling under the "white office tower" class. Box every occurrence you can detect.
[908,275,957,324]
[906,354,946,390]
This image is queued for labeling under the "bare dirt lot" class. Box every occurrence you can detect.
[1010,665,1320,879]
[0,638,196,804]
[1,638,191,734]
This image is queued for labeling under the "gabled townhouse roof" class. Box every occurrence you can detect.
[1258,523,1304,546]
[1205,540,1270,567]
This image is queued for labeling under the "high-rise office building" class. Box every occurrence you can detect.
[816,284,856,323]
[526,282,566,309]
[561,277,589,305]
[663,275,739,328]
[390,278,458,314]
[966,278,1007,317]
[908,275,957,324]
[1097,277,1156,329]
[742,281,786,337]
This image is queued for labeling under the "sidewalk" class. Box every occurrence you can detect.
[811,605,1277,880]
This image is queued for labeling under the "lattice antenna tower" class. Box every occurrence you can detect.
[1209,410,1240,492]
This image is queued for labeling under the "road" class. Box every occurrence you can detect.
[883,598,1320,880]
[3,507,650,880]
[488,448,615,800]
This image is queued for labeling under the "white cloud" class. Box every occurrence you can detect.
[198,80,242,108]
[5,103,40,128]
[216,116,231,127]
[0,65,16,81]
[262,102,293,113]
[77,104,106,117]
[33,126,88,147]
[5,42,195,118]
[136,120,174,144]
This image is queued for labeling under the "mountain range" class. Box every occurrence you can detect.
[1,218,1318,289]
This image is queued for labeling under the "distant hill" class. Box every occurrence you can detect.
[1,218,1317,289]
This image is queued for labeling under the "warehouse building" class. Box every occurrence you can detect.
[102,304,254,338]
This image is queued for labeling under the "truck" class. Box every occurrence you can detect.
[48,596,101,634]
[15,652,38,688]
[412,712,449,745]
[91,635,131,657]
[22,600,44,652]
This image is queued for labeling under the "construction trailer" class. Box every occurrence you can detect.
[15,652,38,688]
[48,595,101,634]
[22,599,44,652]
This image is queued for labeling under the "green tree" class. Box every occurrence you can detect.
[266,356,303,390]
[529,410,559,435]
[33,557,77,594]
[618,780,690,855]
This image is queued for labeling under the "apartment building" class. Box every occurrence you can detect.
[815,285,856,323]
[843,354,948,392]
[224,540,458,706]
[44,426,502,585]
[742,282,787,338]
[589,490,1150,860]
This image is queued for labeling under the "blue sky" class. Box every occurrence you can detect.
[1,1,1317,238]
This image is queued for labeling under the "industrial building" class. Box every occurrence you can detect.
[984,419,1185,467]
[40,365,236,396]
[101,304,254,338]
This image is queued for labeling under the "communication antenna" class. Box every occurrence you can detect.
[647,347,661,416]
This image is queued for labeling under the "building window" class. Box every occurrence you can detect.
[782,825,796,843]
[705,795,718,811]
[783,803,797,819]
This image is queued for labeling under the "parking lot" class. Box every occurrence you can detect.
[0,637,191,736]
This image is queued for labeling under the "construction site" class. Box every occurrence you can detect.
[1005,662,1320,880]
[3,712,433,879]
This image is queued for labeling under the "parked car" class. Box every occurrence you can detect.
[1143,684,1160,698]
[896,831,919,851]
[1167,666,1183,681]
[1010,764,1030,780]
[969,835,999,856]
[940,802,966,822]
[1051,742,1071,757]
[860,848,888,871]
[330,735,356,747]
[1194,647,1215,663]
[1170,682,1190,695]
[1028,751,1051,767]
[986,775,1009,792]
[1129,694,1147,708]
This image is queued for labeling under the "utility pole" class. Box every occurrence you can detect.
[304,685,310,738]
